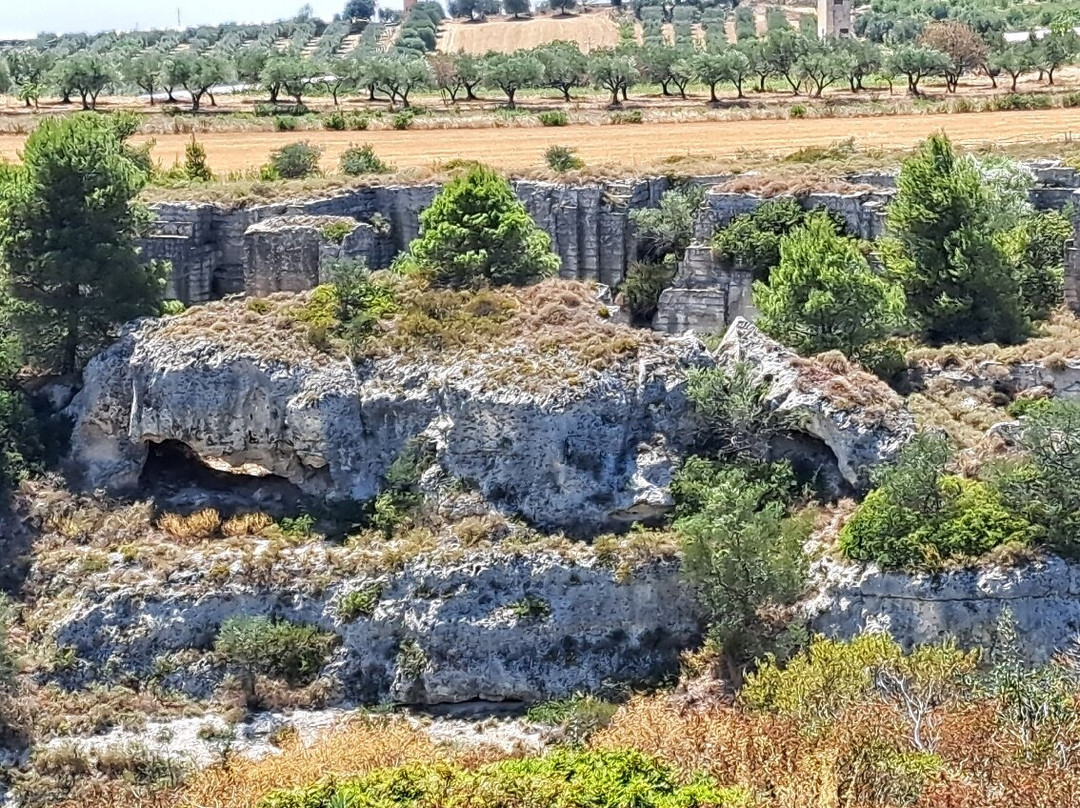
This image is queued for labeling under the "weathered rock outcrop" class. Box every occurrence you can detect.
[51,547,699,704]
[808,554,1080,663]
[716,318,915,490]
[67,295,709,532]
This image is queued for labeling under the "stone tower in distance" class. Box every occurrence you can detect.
[817,0,854,37]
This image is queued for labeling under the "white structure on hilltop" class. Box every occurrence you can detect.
[818,0,854,38]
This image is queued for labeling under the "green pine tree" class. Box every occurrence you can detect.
[399,164,560,288]
[885,134,1029,346]
[0,114,165,375]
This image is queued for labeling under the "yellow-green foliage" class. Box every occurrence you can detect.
[742,633,978,729]
[839,477,1040,569]
[258,748,750,808]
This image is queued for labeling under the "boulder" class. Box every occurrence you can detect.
[714,318,915,490]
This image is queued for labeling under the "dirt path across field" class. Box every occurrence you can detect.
[1,109,1078,176]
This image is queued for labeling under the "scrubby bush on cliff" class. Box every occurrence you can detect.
[886,134,1030,346]
[259,748,750,808]
[754,216,906,361]
[991,399,1080,554]
[0,114,164,374]
[685,362,785,462]
[0,332,41,498]
[712,199,843,283]
[677,462,811,675]
[396,165,560,288]
[997,210,1070,322]
[215,616,338,691]
[630,184,705,263]
[618,260,677,324]
[839,432,1041,569]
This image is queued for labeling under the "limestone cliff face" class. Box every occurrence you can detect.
[716,318,916,491]
[67,299,710,532]
[51,547,699,705]
[807,554,1080,663]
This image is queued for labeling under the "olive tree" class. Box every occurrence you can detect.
[589,50,639,106]
[481,51,543,109]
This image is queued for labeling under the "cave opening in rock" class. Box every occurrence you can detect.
[138,439,310,519]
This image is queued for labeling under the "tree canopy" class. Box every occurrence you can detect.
[0,114,164,375]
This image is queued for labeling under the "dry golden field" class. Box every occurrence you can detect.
[1,107,1076,178]
[438,13,624,54]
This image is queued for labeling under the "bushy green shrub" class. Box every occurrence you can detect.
[255,102,309,117]
[754,216,906,360]
[392,109,417,130]
[340,143,392,176]
[537,110,569,126]
[684,362,785,461]
[0,339,42,497]
[397,164,560,288]
[991,399,1080,554]
[712,199,842,283]
[371,439,434,535]
[267,141,322,179]
[258,748,750,808]
[609,109,644,124]
[214,616,337,686]
[839,433,1040,569]
[319,222,355,245]
[183,135,213,182]
[672,456,799,520]
[525,695,618,743]
[274,115,300,132]
[629,184,705,262]
[677,461,811,669]
[618,260,676,323]
[544,144,584,173]
[743,633,977,742]
[159,299,186,316]
[323,109,347,130]
[997,210,1070,321]
[338,584,383,621]
[886,134,1030,345]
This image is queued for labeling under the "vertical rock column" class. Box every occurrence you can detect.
[1066,203,1080,314]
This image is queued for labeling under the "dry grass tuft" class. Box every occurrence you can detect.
[792,353,907,424]
[156,508,222,541]
[717,174,876,198]
[178,715,500,808]
[906,309,1080,371]
[221,512,275,537]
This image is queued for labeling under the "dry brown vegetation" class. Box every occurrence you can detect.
[160,278,656,384]
[906,308,1080,372]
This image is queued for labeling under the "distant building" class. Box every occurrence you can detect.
[818,0,853,38]
[403,0,418,13]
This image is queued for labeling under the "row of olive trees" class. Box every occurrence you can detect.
[3,19,1079,111]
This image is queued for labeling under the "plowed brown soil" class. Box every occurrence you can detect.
[1,109,1077,176]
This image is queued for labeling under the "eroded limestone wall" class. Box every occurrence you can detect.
[809,556,1080,664]
[143,166,1080,330]
[143,179,679,304]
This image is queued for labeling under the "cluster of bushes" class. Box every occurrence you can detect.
[395,1,444,55]
[725,136,1068,378]
[840,397,1080,569]
[214,615,338,702]
[260,748,749,808]
[616,184,705,324]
